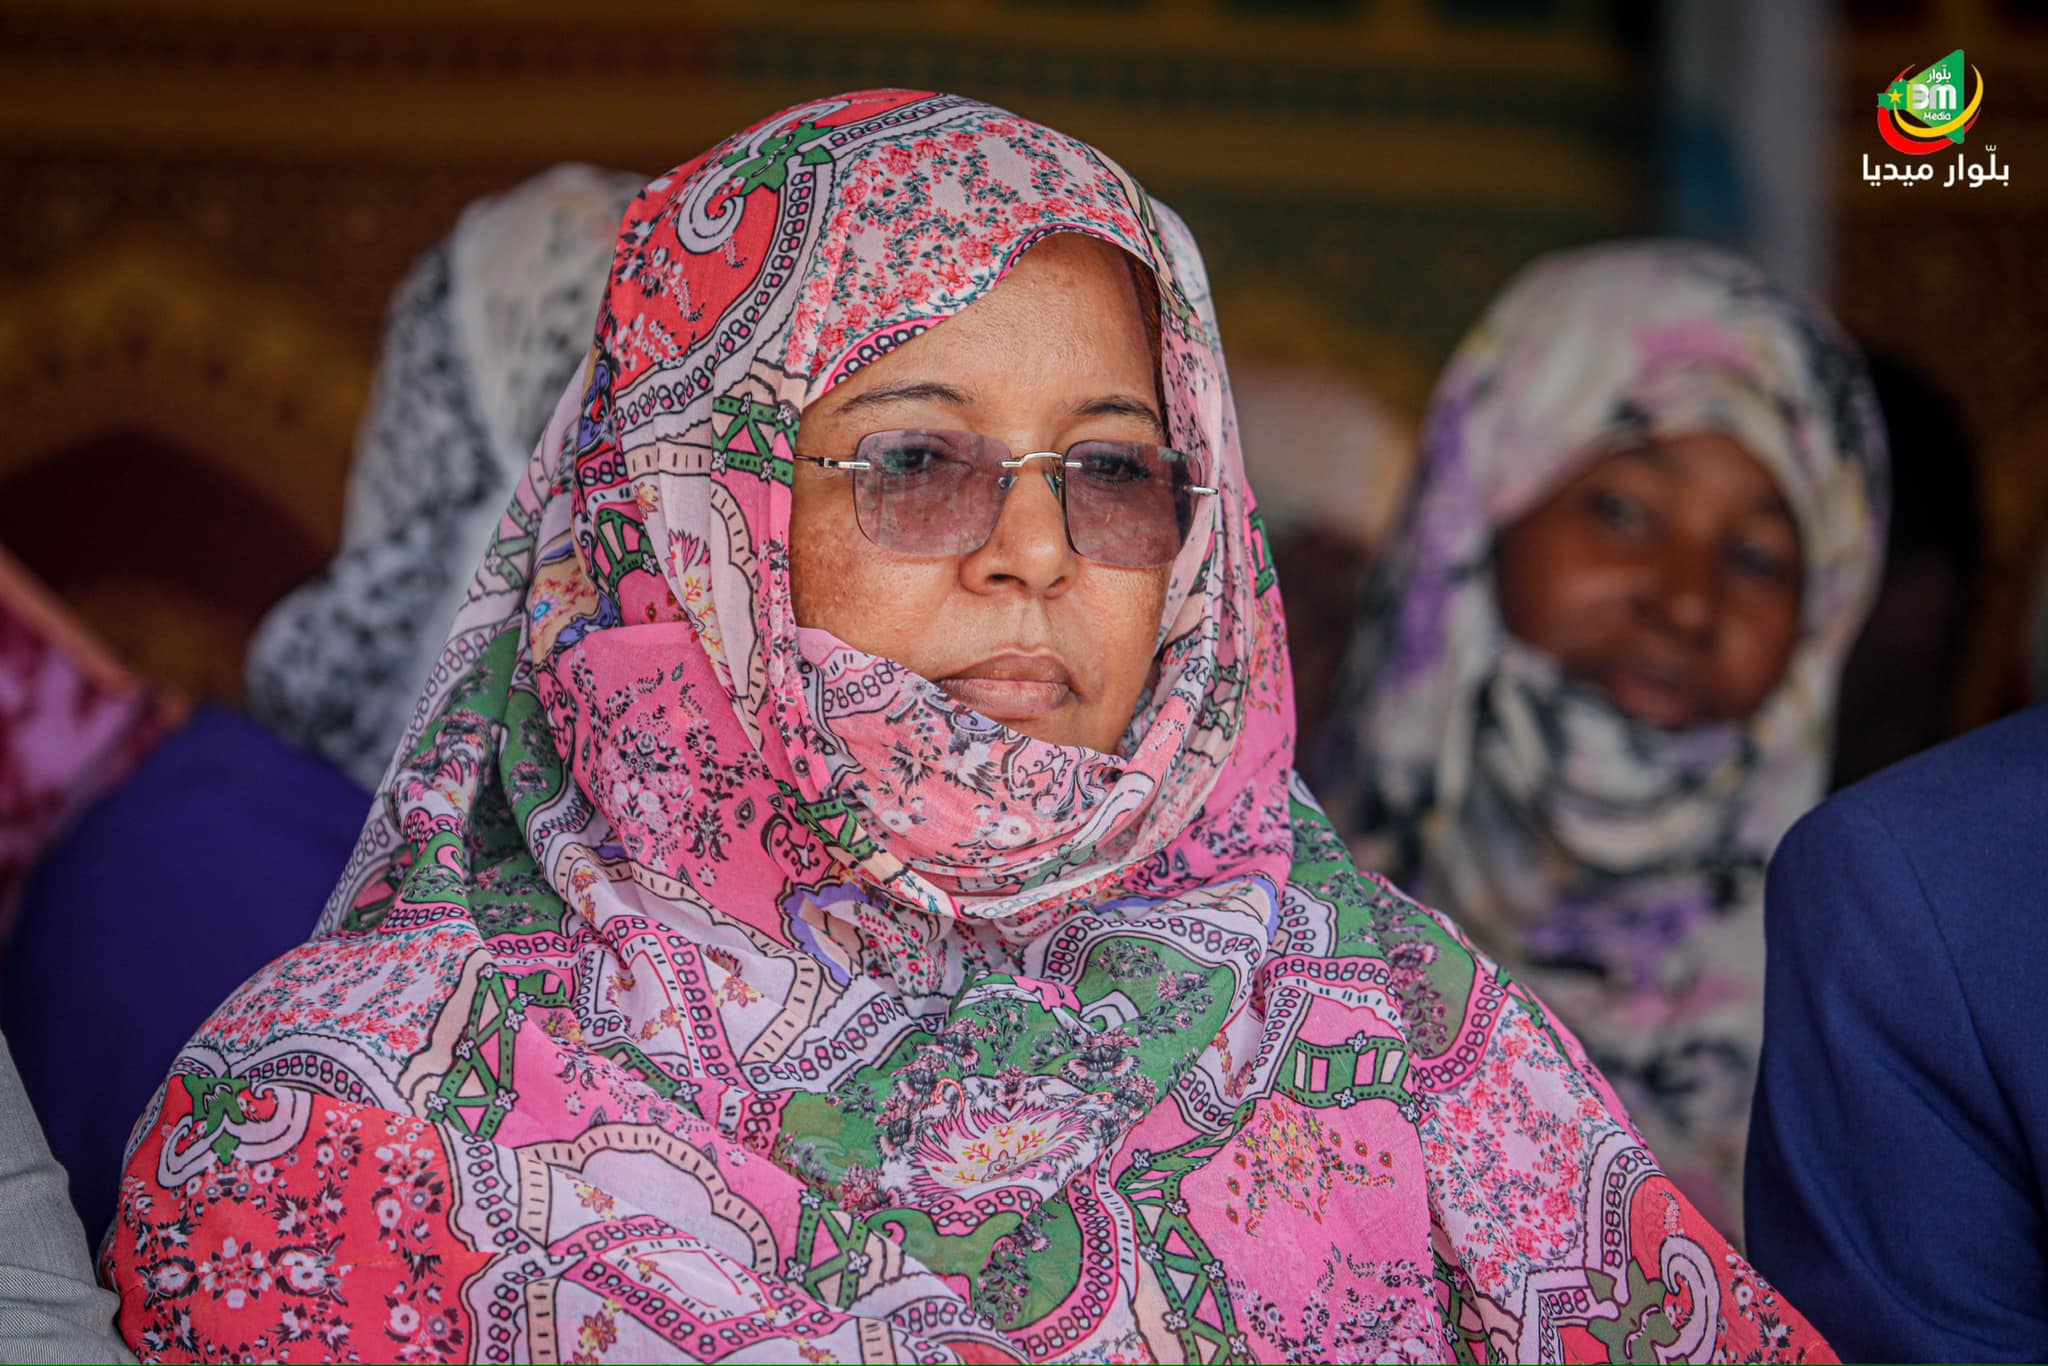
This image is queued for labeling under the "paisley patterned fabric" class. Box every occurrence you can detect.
[105,96,1829,1364]
[1317,241,1887,1240]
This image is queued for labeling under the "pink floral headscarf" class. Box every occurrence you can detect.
[106,93,1828,1364]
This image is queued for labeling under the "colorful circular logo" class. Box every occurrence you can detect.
[1877,49,1983,156]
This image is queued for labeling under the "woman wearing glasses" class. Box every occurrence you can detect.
[101,94,1824,1362]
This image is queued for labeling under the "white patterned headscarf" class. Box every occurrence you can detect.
[246,164,645,786]
[1319,239,1888,1234]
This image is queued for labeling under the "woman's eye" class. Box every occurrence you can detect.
[1728,539,1797,587]
[1078,448,1150,484]
[875,443,947,475]
[1588,488,1654,537]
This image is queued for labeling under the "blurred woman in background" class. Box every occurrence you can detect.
[0,164,640,1245]
[246,163,644,789]
[1319,240,1887,1238]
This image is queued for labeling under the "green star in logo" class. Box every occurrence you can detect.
[1883,80,1909,109]
[721,119,835,195]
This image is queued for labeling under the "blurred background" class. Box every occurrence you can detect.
[1,0,2043,762]
[2,0,2046,1260]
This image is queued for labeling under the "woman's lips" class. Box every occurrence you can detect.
[1596,659,1701,728]
[936,654,1074,721]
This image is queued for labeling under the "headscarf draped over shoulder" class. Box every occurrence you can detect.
[107,100,1828,1364]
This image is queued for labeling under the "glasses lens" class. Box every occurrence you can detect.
[850,429,1005,556]
[1061,441,1203,567]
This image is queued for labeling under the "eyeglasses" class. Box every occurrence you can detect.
[791,429,1216,569]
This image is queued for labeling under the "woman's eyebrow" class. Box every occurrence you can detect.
[1614,445,1675,470]
[1752,492,1797,523]
[1073,393,1167,435]
[834,380,974,415]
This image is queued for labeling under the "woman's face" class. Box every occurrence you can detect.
[1493,433,1804,729]
[790,233,1172,754]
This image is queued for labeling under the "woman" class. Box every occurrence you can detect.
[104,95,1825,1362]
[1,167,644,1248]
[246,163,645,788]
[1319,242,1887,1240]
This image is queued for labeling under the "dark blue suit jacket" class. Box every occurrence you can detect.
[1748,702,2048,1362]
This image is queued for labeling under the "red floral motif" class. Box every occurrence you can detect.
[1222,1097,1392,1234]
[106,1082,487,1363]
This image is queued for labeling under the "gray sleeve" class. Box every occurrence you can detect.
[0,1030,133,1365]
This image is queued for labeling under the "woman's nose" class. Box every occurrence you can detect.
[1650,546,1719,644]
[960,457,1076,595]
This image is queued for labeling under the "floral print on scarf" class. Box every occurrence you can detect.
[107,100,1830,1363]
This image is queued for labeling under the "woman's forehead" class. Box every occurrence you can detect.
[803,232,1164,418]
[593,93,1224,491]
[1579,435,1800,526]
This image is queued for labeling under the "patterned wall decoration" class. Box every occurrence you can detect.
[0,0,1653,700]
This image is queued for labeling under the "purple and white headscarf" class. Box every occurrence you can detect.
[1320,240,1888,1235]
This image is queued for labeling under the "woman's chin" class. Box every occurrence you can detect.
[1005,711,1100,751]
[1007,708,1120,753]
[935,679,1115,750]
